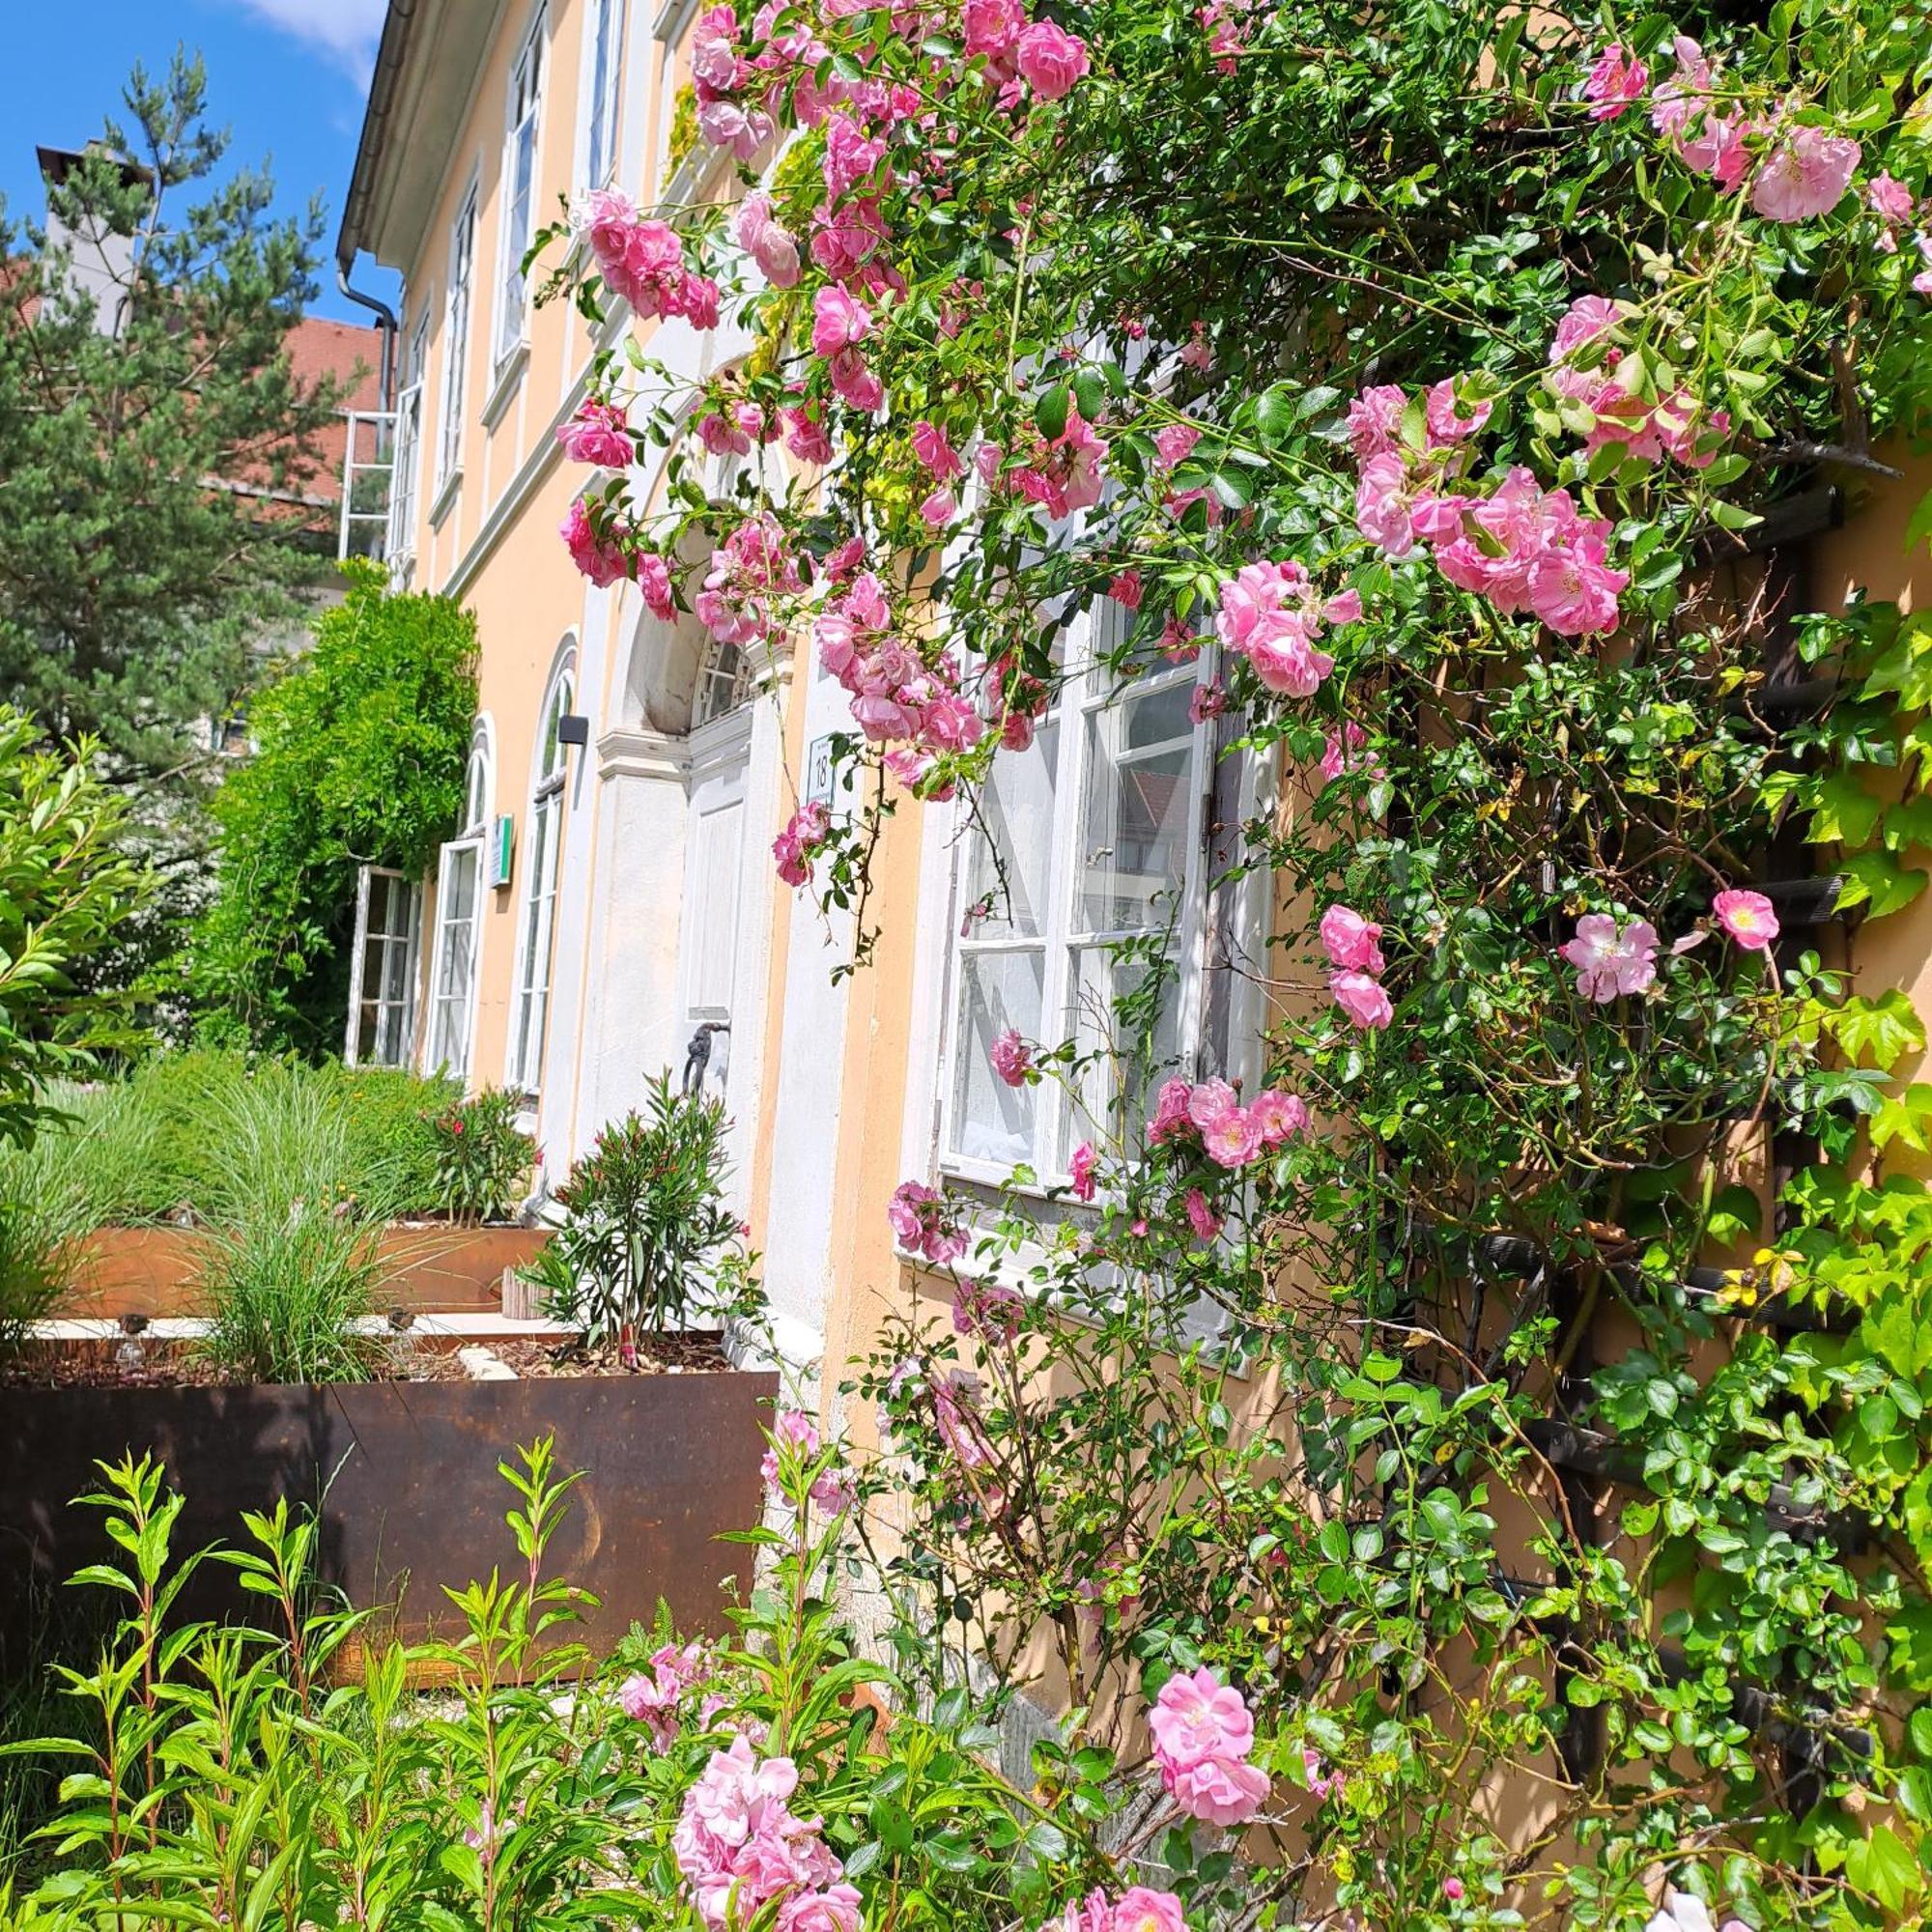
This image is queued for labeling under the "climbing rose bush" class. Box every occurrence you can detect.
[531,0,1932,1925]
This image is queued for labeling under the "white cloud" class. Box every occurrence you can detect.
[224,0,389,80]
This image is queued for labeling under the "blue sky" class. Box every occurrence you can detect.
[0,0,399,321]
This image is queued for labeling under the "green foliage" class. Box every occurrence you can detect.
[196,1200,390,1385]
[0,56,353,992]
[0,710,153,1151]
[432,1086,536,1224]
[541,0,1932,1919]
[545,1074,760,1341]
[0,1052,456,1230]
[191,564,477,1055]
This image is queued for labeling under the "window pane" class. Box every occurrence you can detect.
[1078,683,1195,935]
[962,716,1058,939]
[1059,943,1182,1168]
[950,948,1044,1169]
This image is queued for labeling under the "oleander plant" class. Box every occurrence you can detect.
[539,1,1932,1927]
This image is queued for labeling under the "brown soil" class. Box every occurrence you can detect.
[0,1331,735,1391]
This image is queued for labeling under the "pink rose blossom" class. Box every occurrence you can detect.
[1752,126,1861,223]
[1109,569,1144,610]
[735,193,803,288]
[912,419,965,481]
[761,1407,822,1488]
[889,1179,966,1264]
[1015,20,1090,99]
[1069,1141,1097,1202]
[773,802,832,888]
[1346,384,1407,460]
[1201,1107,1264,1170]
[989,1028,1032,1086]
[962,0,1024,59]
[1559,913,1660,1002]
[561,497,631,586]
[1582,43,1648,121]
[1319,904,1385,976]
[1153,422,1201,469]
[1424,378,1492,445]
[1183,1189,1222,1241]
[1150,1667,1269,1828]
[1112,1890,1187,1932]
[810,285,873,357]
[1444,1878,1466,1902]
[556,399,636,469]
[1248,1089,1309,1144]
[1330,970,1393,1031]
[1147,1076,1194,1143]
[1713,888,1779,951]
[780,1884,865,1932]
[1189,681,1227,724]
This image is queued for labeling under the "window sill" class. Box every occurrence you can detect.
[428,469,463,530]
[482,341,529,430]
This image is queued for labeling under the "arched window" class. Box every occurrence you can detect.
[427,722,495,1078]
[692,638,754,728]
[508,654,576,1092]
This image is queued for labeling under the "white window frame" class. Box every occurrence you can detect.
[388,312,430,565]
[580,0,625,192]
[437,182,479,492]
[343,865,423,1069]
[506,655,576,1093]
[495,6,548,373]
[426,724,494,1079]
[939,611,1219,1190]
[650,0,700,200]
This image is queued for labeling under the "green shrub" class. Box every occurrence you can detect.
[197,1201,388,1385]
[332,1063,456,1216]
[430,1086,534,1224]
[190,565,477,1056]
[0,710,155,1151]
[544,1074,760,1341]
[0,1052,459,1233]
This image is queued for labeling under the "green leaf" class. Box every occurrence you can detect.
[1823,990,1926,1071]
[1034,384,1069,442]
[1838,850,1929,920]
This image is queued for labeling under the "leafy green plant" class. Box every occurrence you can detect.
[196,1199,389,1385]
[545,1074,760,1343]
[0,710,153,1151]
[191,563,477,1056]
[9,1444,657,1927]
[432,1086,535,1224]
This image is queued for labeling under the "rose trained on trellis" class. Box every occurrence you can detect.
[530,1,1932,1926]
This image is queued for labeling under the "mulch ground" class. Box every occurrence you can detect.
[0,1330,735,1389]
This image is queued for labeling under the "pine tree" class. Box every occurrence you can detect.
[0,50,359,993]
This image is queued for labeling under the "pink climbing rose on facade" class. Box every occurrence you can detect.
[1014,20,1091,98]
[1069,1141,1097,1202]
[1713,888,1780,952]
[990,1028,1033,1086]
[773,802,832,888]
[1559,913,1660,1003]
[1149,1667,1270,1828]
[1751,126,1861,223]
[1330,970,1393,1031]
[889,1179,966,1264]
[1319,904,1385,976]
[1183,1188,1221,1241]
[1581,43,1648,120]
[556,399,636,468]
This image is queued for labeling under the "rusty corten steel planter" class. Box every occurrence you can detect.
[59,1224,552,1320]
[0,1370,775,1666]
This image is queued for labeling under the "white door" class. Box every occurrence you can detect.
[679,708,753,1104]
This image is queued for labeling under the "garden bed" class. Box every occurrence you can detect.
[0,1360,777,1663]
[57,1222,551,1321]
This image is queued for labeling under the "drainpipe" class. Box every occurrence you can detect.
[335,264,397,411]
